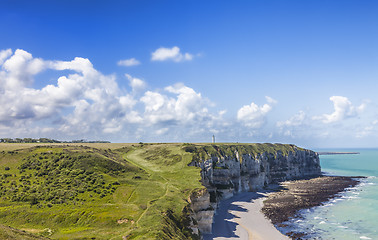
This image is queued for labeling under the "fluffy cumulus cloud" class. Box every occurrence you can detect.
[125,74,146,92]
[0,49,142,139]
[140,83,210,125]
[0,49,12,65]
[313,96,366,123]
[0,49,217,141]
[1,49,46,90]
[117,58,140,67]
[151,46,193,62]
[237,96,277,128]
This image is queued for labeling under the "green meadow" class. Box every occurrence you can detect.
[0,143,204,239]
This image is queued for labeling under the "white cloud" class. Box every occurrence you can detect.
[141,91,166,112]
[237,96,276,128]
[151,46,193,62]
[275,111,310,139]
[119,95,137,109]
[0,49,12,65]
[155,128,169,135]
[125,74,146,91]
[1,49,47,89]
[140,83,211,125]
[117,58,140,67]
[0,48,221,141]
[52,57,95,75]
[2,48,375,146]
[125,111,143,124]
[313,96,366,123]
[0,49,141,139]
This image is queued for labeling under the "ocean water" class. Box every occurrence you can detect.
[279,149,378,240]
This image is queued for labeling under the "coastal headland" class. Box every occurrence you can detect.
[0,142,360,239]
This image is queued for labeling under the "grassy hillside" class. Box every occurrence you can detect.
[0,143,203,239]
[0,224,50,240]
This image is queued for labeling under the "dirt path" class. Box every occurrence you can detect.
[123,148,174,226]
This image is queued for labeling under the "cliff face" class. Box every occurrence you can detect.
[187,144,320,235]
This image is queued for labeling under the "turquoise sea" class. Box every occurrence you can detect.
[280,149,378,240]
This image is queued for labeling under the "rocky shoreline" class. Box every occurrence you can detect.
[262,176,363,239]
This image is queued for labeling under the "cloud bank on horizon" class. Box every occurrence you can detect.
[0,48,375,147]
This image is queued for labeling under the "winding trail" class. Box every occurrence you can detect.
[122,148,180,226]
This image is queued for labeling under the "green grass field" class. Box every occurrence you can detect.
[0,143,204,239]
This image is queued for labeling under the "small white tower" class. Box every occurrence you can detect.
[212,135,215,143]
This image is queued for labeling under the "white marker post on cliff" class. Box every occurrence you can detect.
[212,135,215,143]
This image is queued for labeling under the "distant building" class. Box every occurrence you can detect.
[212,135,215,143]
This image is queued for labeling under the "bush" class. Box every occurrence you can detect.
[0,148,120,206]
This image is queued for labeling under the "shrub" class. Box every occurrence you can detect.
[0,148,120,206]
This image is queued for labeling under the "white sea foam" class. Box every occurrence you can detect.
[319,221,326,224]
[360,236,372,239]
[341,195,359,200]
[331,198,343,203]
[323,203,334,207]
[337,225,348,229]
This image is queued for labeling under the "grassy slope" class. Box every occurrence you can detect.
[0,143,203,239]
[0,224,50,240]
[0,142,301,239]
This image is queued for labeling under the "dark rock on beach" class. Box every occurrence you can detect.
[262,176,363,239]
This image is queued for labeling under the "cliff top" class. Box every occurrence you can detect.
[183,143,305,162]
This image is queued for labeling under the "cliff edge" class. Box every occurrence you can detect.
[185,143,320,236]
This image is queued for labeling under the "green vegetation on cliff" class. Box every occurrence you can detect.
[184,143,304,163]
[0,142,304,239]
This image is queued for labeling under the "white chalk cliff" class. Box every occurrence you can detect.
[186,144,320,236]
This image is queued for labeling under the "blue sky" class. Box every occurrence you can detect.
[1,0,378,148]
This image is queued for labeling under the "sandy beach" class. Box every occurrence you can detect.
[203,191,289,240]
